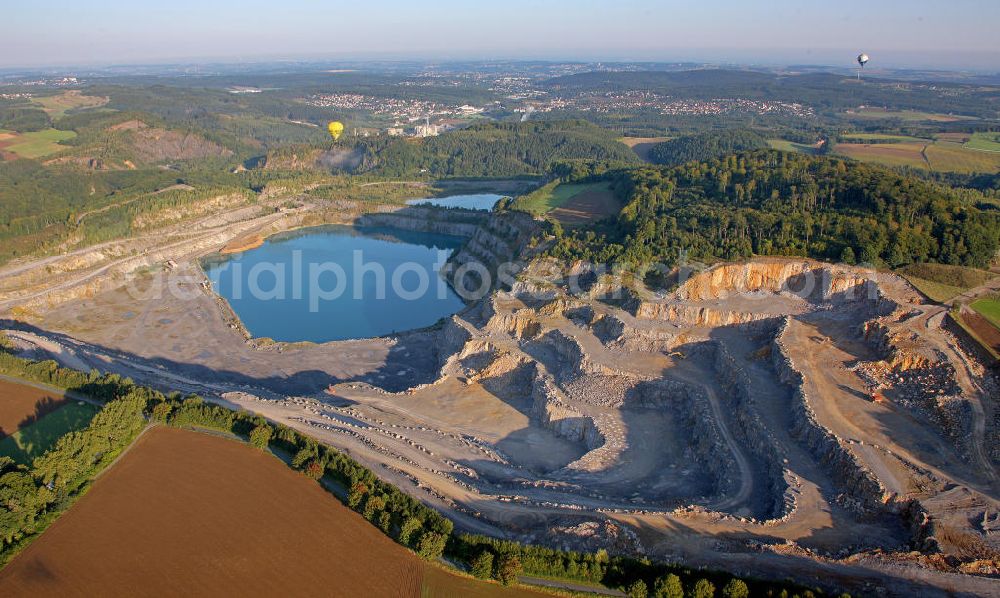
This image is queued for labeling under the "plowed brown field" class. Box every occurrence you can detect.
[0,426,423,597]
[0,379,66,438]
[962,311,1000,354]
[549,187,619,226]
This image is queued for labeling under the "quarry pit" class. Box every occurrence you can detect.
[0,196,998,597]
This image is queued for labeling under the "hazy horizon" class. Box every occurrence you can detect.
[4,0,999,71]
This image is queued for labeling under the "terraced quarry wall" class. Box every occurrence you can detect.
[4,198,998,596]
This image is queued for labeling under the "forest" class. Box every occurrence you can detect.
[358,120,639,178]
[647,129,769,166]
[546,150,1000,270]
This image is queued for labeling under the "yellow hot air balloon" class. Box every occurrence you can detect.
[327,121,344,141]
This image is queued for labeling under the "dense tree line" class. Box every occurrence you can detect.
[453,534,834,597]
[146,395,455,560]
[0,156,255,263]
[0,351,148,560]
[547,151,1000,270]
[0,107,51,133]
[357,120,639,178]
[0,346,452,564]
[648,130,769,166]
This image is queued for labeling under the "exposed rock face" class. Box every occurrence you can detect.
[591,313,676,352]
[771,318,892,514]
[16,197,999,593]
[437,316,474,372]
[863,320,935,371]
[673,260,878,303]
[631,259,894,327]
[125,127,233,163]
[711,340,793,520]
[356,207,487,237]
[531,375,604,451]
[261,147,364,172]
[483,303,544,340]
[627,378,738,498]
[534,519,645,555]
[446,211,539,294]
[634,302,782,327]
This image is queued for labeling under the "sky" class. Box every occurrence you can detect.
[4,0,999,70]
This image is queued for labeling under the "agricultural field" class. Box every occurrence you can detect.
[0,378,69,439]
[845,108,975,122]
[547,184,619,226]
[513,182,600,215]
[0,392,98,464]
[971,297,1000,329]
[924,142,1000,173]
[767,139,820,155]
[834,141,929,170]
[422,566,550,597]
[935,132,972,144]
[838,133,929,143]
[965,131,1000,153]
[0,425,541,597]
[0,128,77,159]
[959,307,1000,356]
[896,263,996,303]
[836,138,1000,173]
[31,90,109,119]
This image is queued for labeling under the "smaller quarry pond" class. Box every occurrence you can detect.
[202,225,467,343]
[405,193,505,211]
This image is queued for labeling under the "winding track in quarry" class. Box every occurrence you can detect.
[667,368,755,512]
[2,200,999,597]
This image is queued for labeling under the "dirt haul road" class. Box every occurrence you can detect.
[2,200,998,597]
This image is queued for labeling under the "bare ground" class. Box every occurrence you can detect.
[0,426,423,597]
[1,203,998,596]
[0,379,66,438]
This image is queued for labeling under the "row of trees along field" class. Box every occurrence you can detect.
[0,344,838,596]
[545,150,1000,270]
[154,396,455,560]
[0,353,149,560]
[0,346,453,564]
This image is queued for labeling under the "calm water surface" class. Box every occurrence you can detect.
[405,193,504,211]
[202,225,466,343]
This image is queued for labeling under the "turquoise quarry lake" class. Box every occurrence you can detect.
[202,225,467,343]
[405,193,505,210]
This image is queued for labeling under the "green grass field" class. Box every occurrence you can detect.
[0,402,99,464]
[965,132,1000,153]
[513,182,607,215]
[839,133,929,143]
[902,276,966,303]
[971,298,1000,329]
[32,91,108,119]
[767,139,819,155]
[925,142,1000,173]
[2,129,77,159]
[896,263,995,303]
[846,108,975,122]
[835,141,929,170]
[835,138,1000,174]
